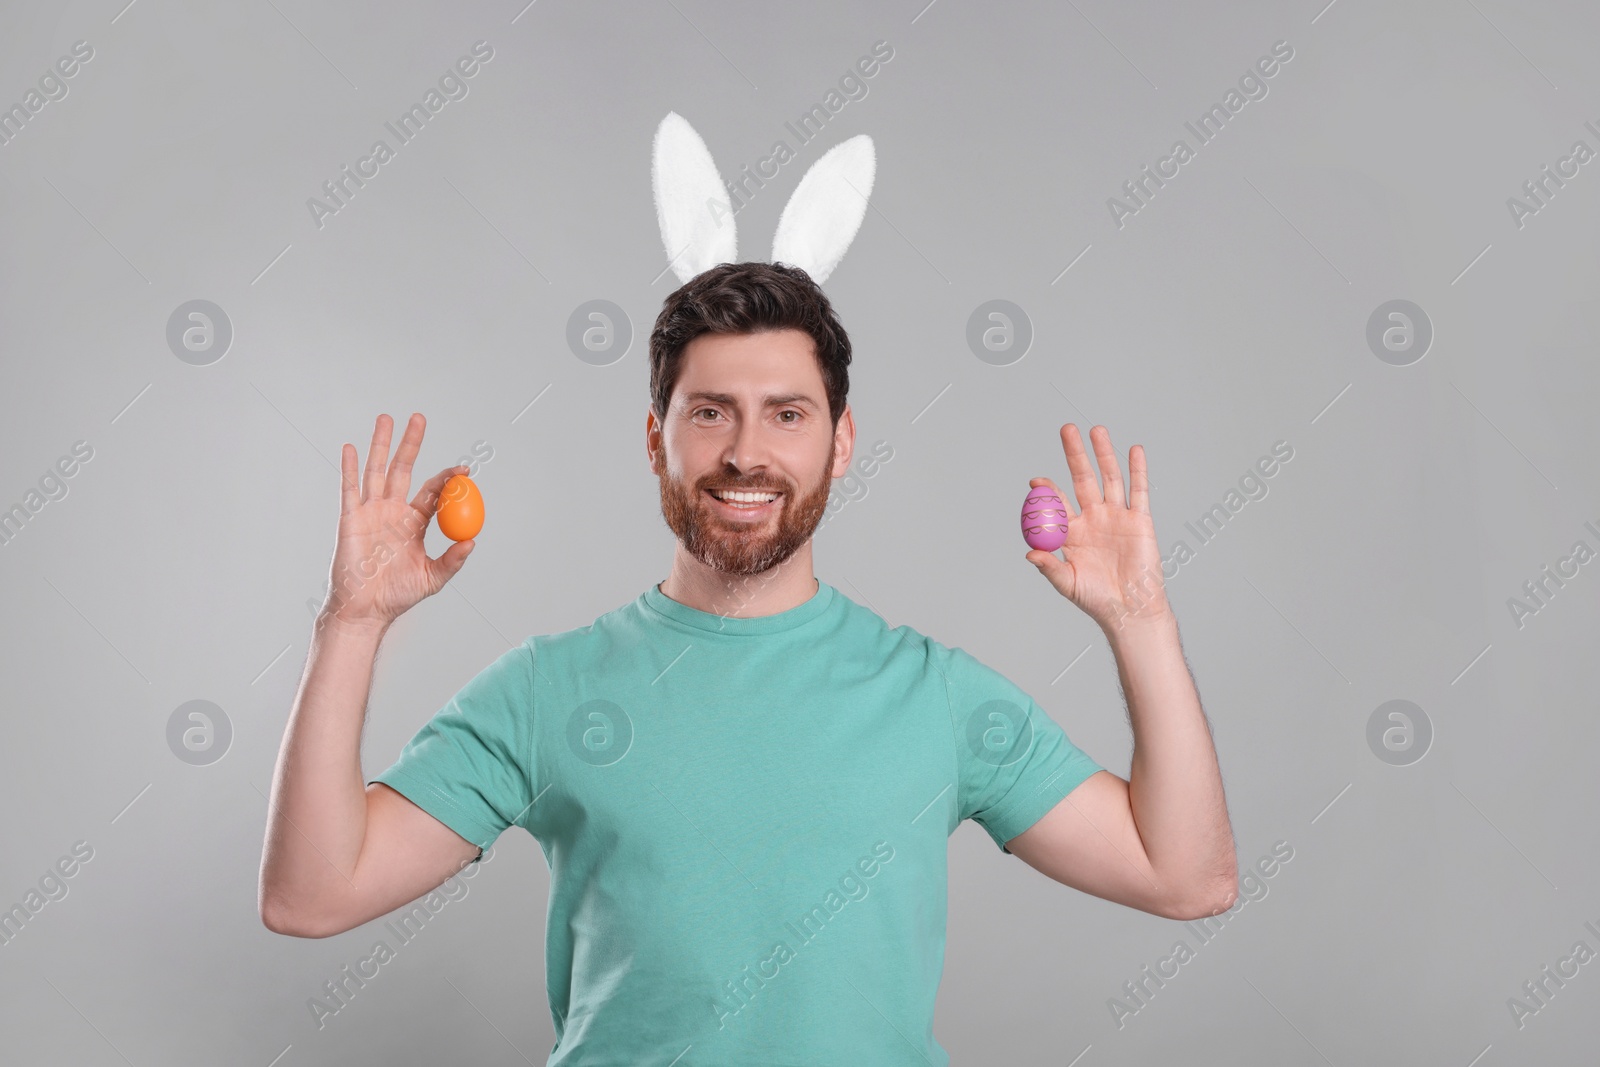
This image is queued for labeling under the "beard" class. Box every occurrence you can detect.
[657,437,835,577]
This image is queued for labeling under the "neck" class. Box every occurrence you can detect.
[658,541,819,618]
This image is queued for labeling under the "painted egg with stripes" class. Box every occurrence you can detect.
[1020,486,1068,551]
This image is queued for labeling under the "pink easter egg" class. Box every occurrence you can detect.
[1021,487,1069,551]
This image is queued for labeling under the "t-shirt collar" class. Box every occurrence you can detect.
[642,577,835,635]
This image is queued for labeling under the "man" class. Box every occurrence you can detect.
[258,262,1236,1064]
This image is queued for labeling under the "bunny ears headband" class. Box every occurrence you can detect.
[651,111,877,286]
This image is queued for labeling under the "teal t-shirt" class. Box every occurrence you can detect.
[370,579,1103,1066]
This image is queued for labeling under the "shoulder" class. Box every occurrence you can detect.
[828,586,936,658]
[881,621,1032,713]
[826,588,1000,688]
[528,594,655,668]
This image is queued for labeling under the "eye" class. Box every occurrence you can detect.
[693,407,722,422]
[778,410,801,423]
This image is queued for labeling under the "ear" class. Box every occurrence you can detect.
[770,134,875,284]
[645,407,659,473]
[652,112,737,285]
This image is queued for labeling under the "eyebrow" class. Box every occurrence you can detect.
[680,391,819,410]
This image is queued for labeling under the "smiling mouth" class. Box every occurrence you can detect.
[704,488,783,517]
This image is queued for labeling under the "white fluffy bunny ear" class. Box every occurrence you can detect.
[771,134,875,284]
[652,112,737,285]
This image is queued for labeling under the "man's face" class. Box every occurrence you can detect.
[649,328,852,577]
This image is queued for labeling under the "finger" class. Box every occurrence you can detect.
[384,412,426,500]
[1028,475,1078,518]
[1091,426,1126,507]
[410,464,468,521]
[1025,547,1075,599]
[426,537,475,592]
[1060,423,1102,509]
[339,443,361,516]
[363,414,394,504]
[1129,444,1151,514]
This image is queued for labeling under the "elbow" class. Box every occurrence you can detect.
[260,899,295,936]
[261,906,333,939]
[258,873,296,935]
[1161,870,1240,922]
[260,895,304,937]
[259,888,332,939]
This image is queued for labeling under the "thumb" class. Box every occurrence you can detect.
[1025,549,1073,594]
[428,538,475,589]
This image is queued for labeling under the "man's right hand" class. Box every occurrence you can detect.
[320,412,473,629]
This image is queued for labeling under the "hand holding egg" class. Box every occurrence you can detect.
[319,413,478,630]
[1024,424,1171,633]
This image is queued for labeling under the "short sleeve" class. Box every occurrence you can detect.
[944,646,1104,854]
[367,639,537,858]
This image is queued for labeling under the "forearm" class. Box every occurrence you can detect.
[1106,609,1236,907]
[259,613,388,921]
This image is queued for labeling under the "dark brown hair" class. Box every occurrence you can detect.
[649,261,851,428]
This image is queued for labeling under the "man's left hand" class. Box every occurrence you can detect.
[1026,423,1171,634]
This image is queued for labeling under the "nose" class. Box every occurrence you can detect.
[722,413,774,479]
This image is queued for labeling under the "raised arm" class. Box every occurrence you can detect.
[1009,424,1237,919]
[258,413,482,938]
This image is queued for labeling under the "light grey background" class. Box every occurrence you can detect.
[3,0,1597,1063]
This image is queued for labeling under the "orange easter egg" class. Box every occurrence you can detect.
[436,474,484,541]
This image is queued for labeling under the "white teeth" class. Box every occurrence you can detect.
[712,490,779,503]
